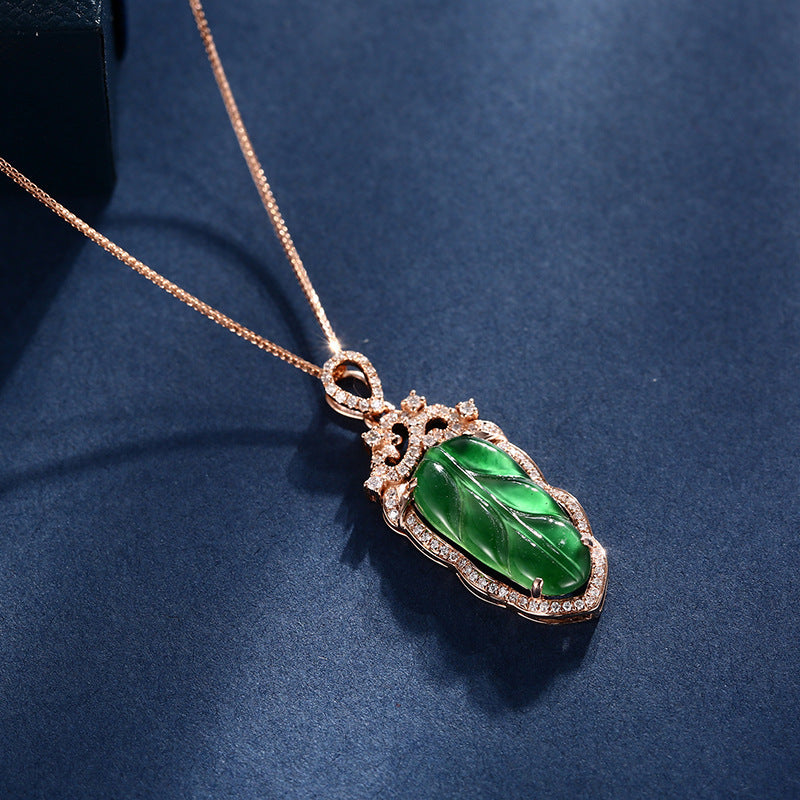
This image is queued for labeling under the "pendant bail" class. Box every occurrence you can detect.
[321,350,388,419]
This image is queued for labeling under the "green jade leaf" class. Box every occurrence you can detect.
[412,435,591,596]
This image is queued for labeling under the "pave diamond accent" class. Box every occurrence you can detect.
[401,391,426,413]
[364,474,385,494]
[321,350,385,417]
[455,399,478,420]
[363,428,384,447]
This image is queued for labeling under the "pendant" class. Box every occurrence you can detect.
[321,351,607,623]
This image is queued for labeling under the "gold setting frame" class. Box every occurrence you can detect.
[322,351,608,624]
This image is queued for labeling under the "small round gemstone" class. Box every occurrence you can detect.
[364,475,384,493]
[455,399,478,419]
[363,428,384,447]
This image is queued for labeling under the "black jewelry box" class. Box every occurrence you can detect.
[0,0,125,194]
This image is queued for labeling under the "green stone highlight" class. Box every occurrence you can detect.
[412,435,591,596]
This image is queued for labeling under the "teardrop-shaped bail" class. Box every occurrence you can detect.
[321,350,388,419]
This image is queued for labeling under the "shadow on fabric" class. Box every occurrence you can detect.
[0,190,110,391]
[102,213,318,364]
[290,406,597,712]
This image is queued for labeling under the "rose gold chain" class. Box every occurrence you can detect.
[189,0,339,354]
[0,0,347,380]
[0,156,323,377]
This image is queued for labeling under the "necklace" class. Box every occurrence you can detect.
[0,0,607,624]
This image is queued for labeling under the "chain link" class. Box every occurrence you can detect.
[0,157,323,377]
[189,0,340,353]
[0,0,347,380]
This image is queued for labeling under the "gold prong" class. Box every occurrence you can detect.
[530,578,543,598]
[398,479,417,515]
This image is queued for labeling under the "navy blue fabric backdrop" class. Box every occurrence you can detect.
[1,1,798,797]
